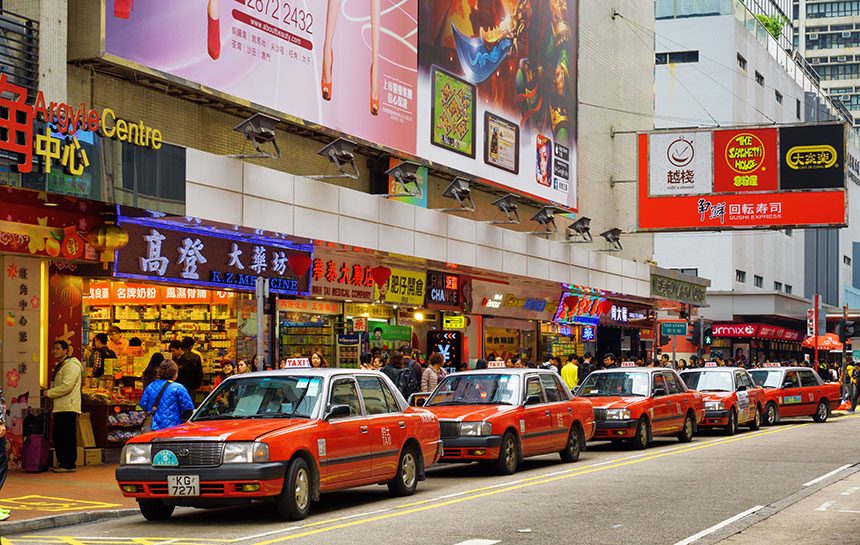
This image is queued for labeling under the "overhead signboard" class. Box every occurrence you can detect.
[417,1,578,210]
[443,315,467,330]
[648,131,713,195]
[637,123,848,231]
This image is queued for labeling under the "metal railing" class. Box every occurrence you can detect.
[0,9,38,101]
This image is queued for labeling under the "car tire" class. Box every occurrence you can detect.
[631,418,650,450]
[493,432,519,475]
[748,405,762,431]
[388,446,419,497]
[677,412,695,443]
[275,457,312,521]
[764,402,779,426]
[559,424,581,462]
[724,408,738,436]
[813,400,830,423]
[138,499,174,522]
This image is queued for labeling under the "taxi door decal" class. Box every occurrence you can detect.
[381,427,392,447]
[808,393,814,402]
[520,419,526,433]
[557,413,564,429]
[737,391,750,419]
[317,439,327,457]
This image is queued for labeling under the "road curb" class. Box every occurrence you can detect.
[1,508,139,536]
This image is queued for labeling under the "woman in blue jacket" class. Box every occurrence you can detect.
[140,360,195,431]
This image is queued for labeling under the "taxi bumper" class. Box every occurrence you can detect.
[116,462,287,500]
[701,410,730,426]
[592,419,638,439]
[439,435,502,461]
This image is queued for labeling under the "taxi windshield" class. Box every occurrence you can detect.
[681,371,734,392]
[425,374,521,406]
[194,375,323,420]
[750,370,782,388]
[577,372,649,397]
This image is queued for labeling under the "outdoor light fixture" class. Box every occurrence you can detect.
[230,113,281,159]
[530,207,558,235]
[489,194,520,225]
[567,216,593,243]
[385,162,423,198]
[435,177,476,212]
[600,228,623,251]
[309,138,360,179]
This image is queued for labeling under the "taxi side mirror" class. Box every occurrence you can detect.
[324,404,352,420]
[652,387,667,397]
[737,385,747,392]
[572,386,582,397]
[524,394,541,406]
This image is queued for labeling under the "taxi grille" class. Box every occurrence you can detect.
[151,442,224,467]
[593,408,607,421]
[439,421,460,439]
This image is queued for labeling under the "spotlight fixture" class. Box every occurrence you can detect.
[309,138,360,179]
[566,216,593,243]
[229,113,280,159]
[385,162,423,198]
[489,194,520,225]
[600,228,623,251]
[435,177,476,212]
[530,206,558,235]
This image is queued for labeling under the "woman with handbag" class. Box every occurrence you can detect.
[139,360,195,432]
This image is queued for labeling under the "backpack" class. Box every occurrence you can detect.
[396,367,419,398]
[852,366,860,380]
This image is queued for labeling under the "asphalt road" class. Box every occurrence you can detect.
[4,414,860,545]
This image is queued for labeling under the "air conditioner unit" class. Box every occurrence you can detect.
[841,94,851,102]
[838,55,848,61]
[811,57,821,63]
[809,33,818,40]
[843,31,853,38]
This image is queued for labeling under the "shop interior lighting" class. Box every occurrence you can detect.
[489,194,520,225]
[230,113,281,159]
[600,228,623,251]
[414,311,425,321]
[566,216,593,243]
[435,177,476,212]
[529,207,558,235]
[309,138,360,180]
[385,162,423,198]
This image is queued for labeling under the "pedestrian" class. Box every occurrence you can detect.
[421,352,446,392]
[849,361,860,413]
[139,360,195,431]
[213,359,234,387]
[359,352,374,370]
[142,352,165,389]
[475,358,488,370]
[88,333,116,378]
[561,355,579,390]
[0,382,9,520]
[174,338,203,399]
[580,352,594,381]
[310,351,328,368]
[46,341,83,473]
[678,359,687,370]
[400,345,423,387]
[236,359,252,374]
[660,354,670,367]
[380,352,401,384]
[603,353,618,369]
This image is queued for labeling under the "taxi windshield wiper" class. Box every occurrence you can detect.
[485,401,513,405]
[426,401,467,406]
[254,413,309,419]
[699,388,730,392]
[194,414,253,421]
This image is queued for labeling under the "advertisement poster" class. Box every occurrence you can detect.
[779,124,845,190]
[373,267,426,306]
[417,1,578,209]
[648,131,713,196]
[368,323,412,351]
[713,128,778,193]
[104,0,418,154]
[427,331,463,365]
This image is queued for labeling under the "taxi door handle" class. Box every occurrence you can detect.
[665,401,673,406]
[567,408,573,413]
[360,426,369,433]
[398,421,406,429]
[544,410,551,417]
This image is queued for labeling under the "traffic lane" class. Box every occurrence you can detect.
[246,417,860,545]
[7,417,858,545]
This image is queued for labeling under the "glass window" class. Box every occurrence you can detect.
[578,372,650,397]
[194,375,323,421]
[652,373,668,396]
[425,374,521,406]
[681,370,734,392]
[664,372,683,394]
[736,270,747,283]
[785,284,793,294]
[329,378,362,417]
[656,0,676,19]
[540,374,564,402]
[754,275,763,288]
[750,370,782,388]
[525,376,547,403]
[357,376,395,415]
[379,378,400,412]
[783,371,801,388]
[798,370,819,387]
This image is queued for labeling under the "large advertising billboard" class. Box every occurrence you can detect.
[638,123,848,231]
[104,0,418,154]
[416,1,578,210]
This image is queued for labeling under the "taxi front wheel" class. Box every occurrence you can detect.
[388,446,419,496]
[138,500,174,522]
[748,405,762,431]
[764,402,779,426]
[631,418,650,450]
[275,458,312,521]
[493,432,520,475]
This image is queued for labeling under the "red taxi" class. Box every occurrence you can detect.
[419,366,594,475]
[749,365,841,425]
[679,367,765,434]
[116,367,442,521]
[576,367,705,449]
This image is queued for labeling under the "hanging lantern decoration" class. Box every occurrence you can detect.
[87,222,129,266]
[60,226,87,260]
[287,254,312,277]
[369,266,392,287]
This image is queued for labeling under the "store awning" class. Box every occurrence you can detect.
[802,333,845,351]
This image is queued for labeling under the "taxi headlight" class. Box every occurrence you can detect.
[605,409,631,420]
[705,401,726,411]
[222,442,270,464]
[459,422,493,436]
[121,444,151,465]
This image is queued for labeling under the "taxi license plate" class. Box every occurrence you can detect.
[167,475,199,496]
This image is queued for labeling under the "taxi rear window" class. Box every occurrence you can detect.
[194,376,323,420]
[425,374,521,406]
[577,372,649,397]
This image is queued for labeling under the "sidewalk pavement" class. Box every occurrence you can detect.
[0,464,139,535]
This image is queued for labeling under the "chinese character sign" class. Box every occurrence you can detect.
[1,256,42,415]
[648,131,714,196]
[374,268,426,306]
[309,251,376,301]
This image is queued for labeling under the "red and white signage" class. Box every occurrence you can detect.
[704,361,718,367]
[712,323,802,342]
[487,360,507,368]
[620,361,636,368]
[283,358,311,368]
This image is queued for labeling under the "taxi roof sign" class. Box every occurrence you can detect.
[284,358,311,368]
[620,361,636,368]
[763,362,780,367]
[704,361,718,367]
[487,360,507,368]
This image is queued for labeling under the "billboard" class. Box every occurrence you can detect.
[638,123,848,231]
[104,0,418,154]
[417,1,578,210]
